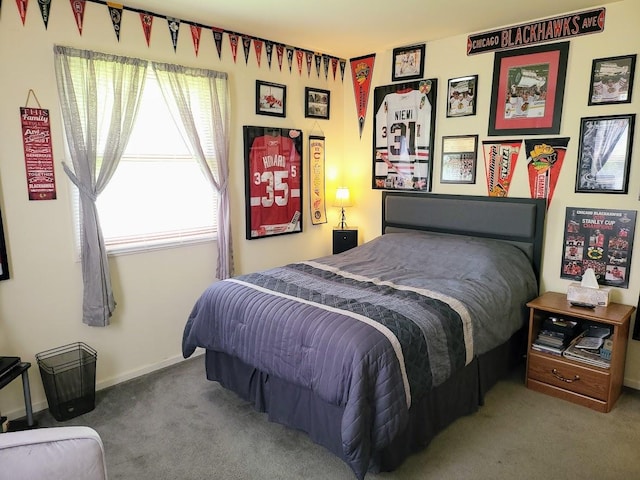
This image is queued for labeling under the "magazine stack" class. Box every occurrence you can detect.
[562,324,612,369]
[531,316,579,356]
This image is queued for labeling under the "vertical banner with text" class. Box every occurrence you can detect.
[309,135,327,225]
[20,107,57,200]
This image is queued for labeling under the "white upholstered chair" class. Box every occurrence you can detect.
[0,426,107,480]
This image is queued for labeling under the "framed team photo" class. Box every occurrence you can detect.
[391,44,425,82]
[488,42,569,136]
[440,135,478,184]
[304,87,330,119]
[447,75,478,117]
[372,79,438,191]
[243,126,303,240]
[588,54,636,105]
[255,80,287,117]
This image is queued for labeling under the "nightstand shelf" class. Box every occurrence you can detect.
[333,228,358,254]
[525,291,634,413]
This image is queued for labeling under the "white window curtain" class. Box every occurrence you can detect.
[53,45,147,326]
[152,62,233,279]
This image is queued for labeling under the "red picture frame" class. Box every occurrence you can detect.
[488,42,569,136]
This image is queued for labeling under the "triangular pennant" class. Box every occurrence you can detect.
[315,53,322,77]
[332,58,338,80]
[305,51,313,77]
[339,59,346,82]
[482,140,522,197]
[525,138,570,209]
[265,41,273,69]
[350,54,375,138]
[106,2,123,41]
[276,44,284,71]
[286,46,294,72]
[139,12,153,47]
[228,33,239,63]
[323,55,330,80]
[295,49,304,75]
[212,27,223,59]
[37,0,51,29]
[190,24,201,56]
[241,35,251,64]
[253,39,263,67]
[15,0,28,25]
[167,17,180,52]
[69,0,86,35]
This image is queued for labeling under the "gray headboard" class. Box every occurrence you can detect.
[382,192,546,279]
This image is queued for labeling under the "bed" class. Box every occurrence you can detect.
[182,192,546,479]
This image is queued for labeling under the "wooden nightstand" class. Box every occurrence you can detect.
[333,228,358,254]
[525,291,634,413]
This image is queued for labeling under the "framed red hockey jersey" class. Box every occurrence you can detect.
[243,126,303,239]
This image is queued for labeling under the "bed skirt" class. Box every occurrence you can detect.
[204,327,525,476]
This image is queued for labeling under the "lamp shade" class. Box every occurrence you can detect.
[334,187,352,207]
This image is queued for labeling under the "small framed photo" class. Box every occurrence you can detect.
[256,80,286,117]
[575,114,635,193]
[392,44,425,82]
[440,135,478,184]
[588,54,636,105]
[447,75,478,117]
[304,87,330,119]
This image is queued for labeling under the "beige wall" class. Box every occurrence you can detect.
[1,1,638,418]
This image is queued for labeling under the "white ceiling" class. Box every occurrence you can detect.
[123,0,617,58]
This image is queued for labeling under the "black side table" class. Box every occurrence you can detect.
[333,228,358,254]
[0,361,36,431]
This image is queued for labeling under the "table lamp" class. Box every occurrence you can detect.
[334,187,352,229]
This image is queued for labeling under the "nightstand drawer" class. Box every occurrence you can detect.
[528,353,609,401]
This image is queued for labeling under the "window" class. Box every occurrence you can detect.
[73,69,217,254]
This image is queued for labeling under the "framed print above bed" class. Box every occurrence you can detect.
[446,75,477,118]
[488,42,569,136]
[440,135,478,184]
[372,79,437,191]
[243,126,303,239]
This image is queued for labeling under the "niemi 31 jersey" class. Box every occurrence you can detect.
[375,89,431,188]
[249,134,301,236]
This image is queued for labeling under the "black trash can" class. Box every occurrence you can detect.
[36,342,97,421]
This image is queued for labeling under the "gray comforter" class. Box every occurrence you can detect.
[182,232,537,478]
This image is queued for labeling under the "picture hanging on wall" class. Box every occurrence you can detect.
[372,79,437,191]
[391,44,425,82]
[446,75,478,117]
[488,42,569,136]
[255,80,286,117]
[588,54,636,105]
[561,207,636,289]
[243,126,303,240]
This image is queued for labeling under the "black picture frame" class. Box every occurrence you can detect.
[588,54,636,106]
[575,114,635,194]
[446,75,478,118]
[304,87,330,119]
[243,126,303,240]
[255,80,286,117]
[440,135,478,184]
[0,207,9,281]
[372,79,437,191]
[391,44,425,82]
[488,42,569,136]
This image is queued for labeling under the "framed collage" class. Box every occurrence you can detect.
[243,126,303,240]
[440,135,478,184]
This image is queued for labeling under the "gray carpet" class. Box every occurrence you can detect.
[35,356,640,479]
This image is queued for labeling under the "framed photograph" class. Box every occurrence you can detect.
[440,135,478,184]
[304,87,330,119]
[588,54,636,105]
[243,126,303,239]
[392,44,425,82]
[255,80,286,117]
[561,207,636,289]
[488,42,569,136]
[447,75,478,117]
[575,114,635,194]
[0,206,9,281]
[372,79,437,191]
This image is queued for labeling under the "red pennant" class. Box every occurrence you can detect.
[253,39,263,67]
[297,50,305,76]
[37,0,51,29]
[69,0,86,35]
[525,138,570,208]
[228,33,239,63]
[139,13,153,47]
[241,36,251,64]
[211,27,223,59]
[276,44,284,71]
[15,0,28,25]
[167,17,180,52]
[350,54,375,138]
[106,2,123,41]
[482,140,522,197]
[190,24,201,56]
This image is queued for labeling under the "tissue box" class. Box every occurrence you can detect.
[567,282,611,307]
